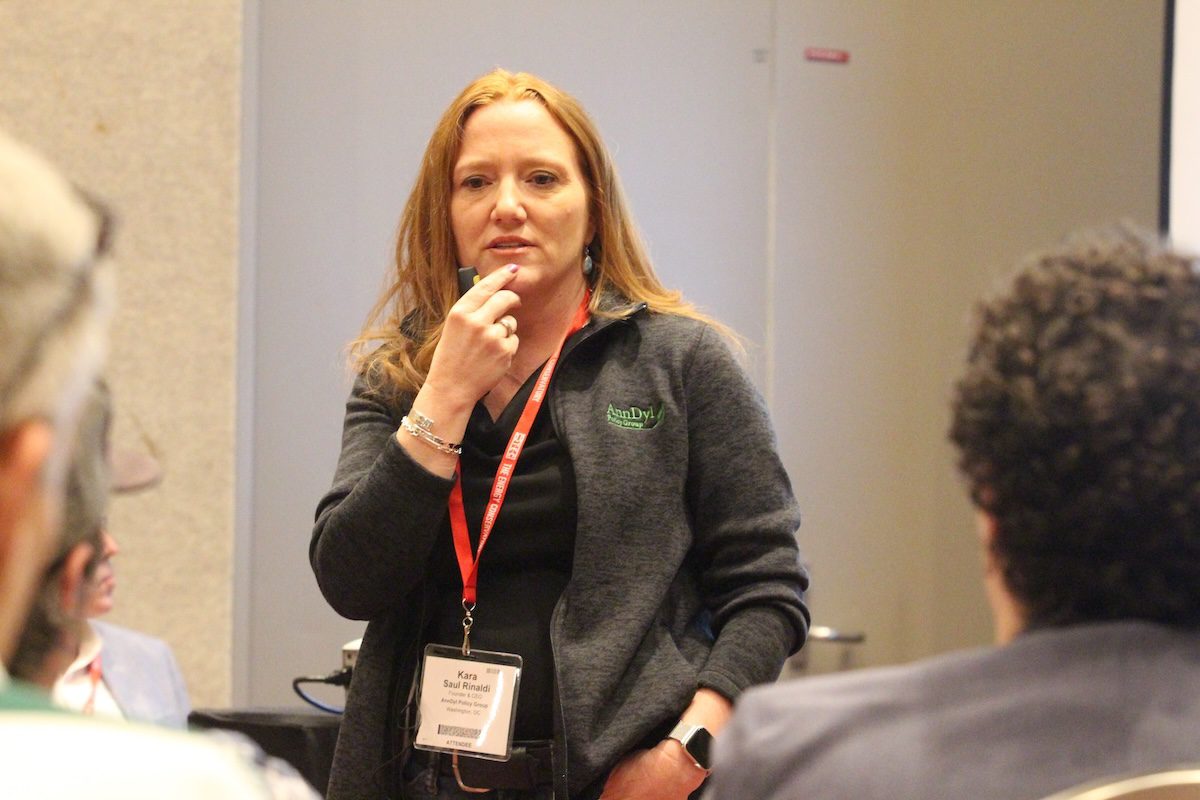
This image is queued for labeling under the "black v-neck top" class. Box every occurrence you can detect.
[427,366,577,739]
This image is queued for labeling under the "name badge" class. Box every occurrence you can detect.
[414,644,522,760]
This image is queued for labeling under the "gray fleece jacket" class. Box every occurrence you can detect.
[311,299,809,799]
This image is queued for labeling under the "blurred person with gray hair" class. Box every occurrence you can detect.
[0,129,113,674]
[9,381,111,689]
[0,128,317,799]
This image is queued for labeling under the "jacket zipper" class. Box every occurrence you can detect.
[544,302,646,798]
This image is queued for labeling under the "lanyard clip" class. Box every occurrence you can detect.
[461,599,476,656]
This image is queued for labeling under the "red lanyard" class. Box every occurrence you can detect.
[83,655,102,715]
[448,292,590,615]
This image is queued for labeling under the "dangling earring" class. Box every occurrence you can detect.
[582,246,594,278]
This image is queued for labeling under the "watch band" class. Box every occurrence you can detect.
[667,721,714,773]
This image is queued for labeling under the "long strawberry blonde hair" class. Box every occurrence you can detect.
[351,69,731,397]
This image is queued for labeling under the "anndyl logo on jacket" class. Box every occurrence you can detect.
[606,402,664,430]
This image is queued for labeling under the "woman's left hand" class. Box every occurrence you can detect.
[598,740,707,800]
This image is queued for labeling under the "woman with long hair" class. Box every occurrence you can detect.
[311,69,807,800]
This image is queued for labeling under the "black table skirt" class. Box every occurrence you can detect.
[189,707,341,797]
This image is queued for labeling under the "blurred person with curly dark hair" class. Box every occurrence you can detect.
[952,227,1200,635]
[707,227,1200,800]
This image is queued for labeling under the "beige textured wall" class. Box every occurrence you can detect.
[0,0,241,707]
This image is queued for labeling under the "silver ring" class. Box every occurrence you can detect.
[499,317,516,338]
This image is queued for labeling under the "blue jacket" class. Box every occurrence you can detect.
[93,620,190,729]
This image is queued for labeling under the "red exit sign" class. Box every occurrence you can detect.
[804,47,850,64]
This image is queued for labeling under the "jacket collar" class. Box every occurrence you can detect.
[565,288,647,353]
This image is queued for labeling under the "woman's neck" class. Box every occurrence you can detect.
[482,277,587,418]
[509,278,588,373]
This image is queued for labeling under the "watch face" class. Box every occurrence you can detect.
[686,727,713,769]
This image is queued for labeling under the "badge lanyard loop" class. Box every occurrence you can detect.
[448,293,591,655]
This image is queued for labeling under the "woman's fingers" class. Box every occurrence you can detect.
[458,263,520,311]
[425,265,523,407]
[496,315,517,340]
[448,263,521,332]
[475,287,522,325]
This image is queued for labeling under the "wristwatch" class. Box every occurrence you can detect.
[667,722,714,774]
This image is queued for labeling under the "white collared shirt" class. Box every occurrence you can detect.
[52,621,123,719]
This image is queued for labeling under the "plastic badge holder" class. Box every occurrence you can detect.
[413,643,523,761]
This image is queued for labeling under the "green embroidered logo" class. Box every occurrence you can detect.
[606,402,664,430]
